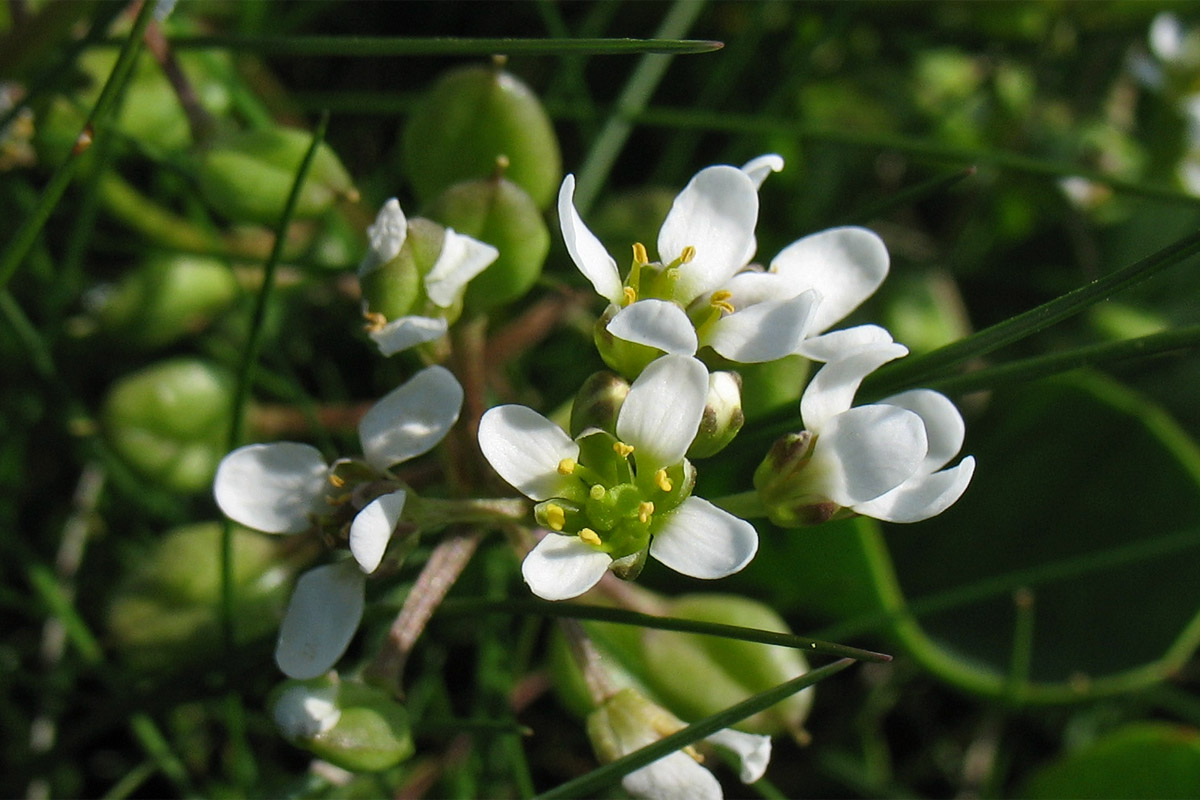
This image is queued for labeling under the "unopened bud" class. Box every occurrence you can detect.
[403,64,561,209]
[687,371,745,458]
[196,126,356,225]
[569,371,631,437]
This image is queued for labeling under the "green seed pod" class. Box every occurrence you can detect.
[106,522,289,671]
[92,253,239,348]
[402,63,561,209]
[196,127,357,225]
[101,358,235,493]
[273,678,415,773]
[639,594,813,738]
[569,371,631,438]
[426,174,550,313]
[687,371,745,459]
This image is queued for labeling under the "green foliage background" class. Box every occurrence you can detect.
[4,1,1200,798]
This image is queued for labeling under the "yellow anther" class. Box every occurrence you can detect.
[710,290,735,315]
[327,473,346,488]
[557,458,577,476]
[362,310,388,332]
[638,501,655,524]
[613,441,635,458]
[545,503,567,531]
[655,469,673,492]
[622,286,638,306]
[328,492,353,507]
[684,744,704,763]
[579,528,602,546]
[632,242,649,265]
[590,484,606,500]
[680,245,696,264]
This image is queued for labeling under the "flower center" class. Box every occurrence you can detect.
[534,432,693,560]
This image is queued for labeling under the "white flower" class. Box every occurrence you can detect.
[560,156,890,370]
[788,343,976,523]
[213,365,463,678]
[478,355,758,600]
[359,198,498,356]
[587,688,771,800]
[273,682,341,740]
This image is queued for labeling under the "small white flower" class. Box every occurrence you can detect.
[792,343,976,523]
[559,157,890,371]
[213,365,463,678]
[359,199,498,356]
[273,682,342,740]
[587,687,771,800]
[478,355,758,600]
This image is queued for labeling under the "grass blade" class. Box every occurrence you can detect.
[153,34,724,56]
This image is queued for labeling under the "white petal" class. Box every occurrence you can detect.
[359,198,407,277]
[559,175,623,304]
[770,227,889,334]
[882,389,965,471]
[273,683,341,739]
[359,365,463,471]
[214,442,328,534]
[1150,13,1184,62]
[800,343,908,432]
[706,728,773,784]
[622,751,723,800]
[275,562,366,680]
[853,456,976,523]
[650,496,758,579]
[368,315,448,356]
[349,490,406,574]
[424,228,498,307]
[721,270,799,308]
[740,154,784,189]
[521,534,611,601]
[616,355,708,472]
[796,324,895,362]
[705,291,819,363]
[658,165,759,302]
[607,299,698,355]
[478,405,580,501]
[809,404,927,507]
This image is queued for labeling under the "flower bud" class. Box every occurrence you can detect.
[426,174,550,312]
[753,431,840,527]
[687,371,745,459]
[569,371,631,438]
[403,63,561,209]
[101,358,235,493]
[272,677,415,772]
[106,522,289,671]
[196,127,357,225]
[90,254,239,347]
[639,594,813,738]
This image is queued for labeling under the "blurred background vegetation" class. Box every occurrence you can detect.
[4,1,1200,797]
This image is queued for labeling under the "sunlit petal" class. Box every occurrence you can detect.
[275,562,365,680]
[800,343,908,431]
[368,315,448,356]
[622,751,723,800]
[522,534,611,600]
[770,226,889,333]
[359,365,463,470]
[650,496,758,579]
[607,299,698,355]
[658,165,759,301]
[349,490,406,574]
[214,442,328,534]
[706,728,773,784]
[359,198,407,277]
[559,175,623,304]
[424,228,498,307]
[617,355,708,472]
[479,405,580,501]
[882,389,965,471]
[706,291,819,362]
[740,154,784,189]
[853,456,976,523]
[796,324,894,362]
[809,404,927,507]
